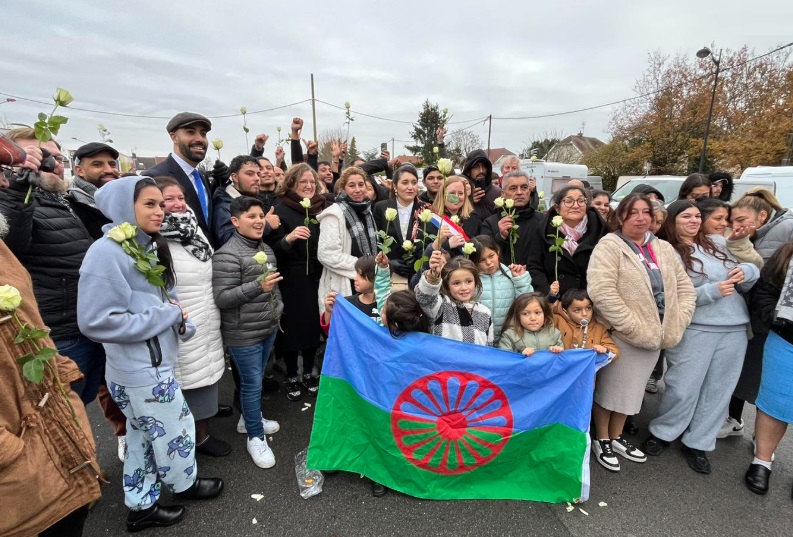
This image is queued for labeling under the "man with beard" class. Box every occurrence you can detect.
[462,149,503,219]
[69,142,120,238]
[144,112,215,244]
[482,170,544,266]
[0,128,107,409]
[213,156,280,246]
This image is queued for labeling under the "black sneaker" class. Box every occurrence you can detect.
[681,444,711,474]
[303,374,319,397]
[592,439,620,472]
[371,481,388,497]
[641,435,669,456]
[286,378,303,402]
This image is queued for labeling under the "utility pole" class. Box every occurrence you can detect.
[310,73,318,141]
[486,115,492,160]
[697,47,721,173]
[391,137,395,159]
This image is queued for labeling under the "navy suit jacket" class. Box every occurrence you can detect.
[144,154,216,245]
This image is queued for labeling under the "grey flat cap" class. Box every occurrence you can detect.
[166,112,212,133]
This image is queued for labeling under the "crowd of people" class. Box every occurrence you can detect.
[1,111,793,535]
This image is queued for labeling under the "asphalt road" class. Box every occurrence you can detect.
[83,371,792,537]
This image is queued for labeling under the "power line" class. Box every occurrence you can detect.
[0,92,312,119]
[493,41,793,120]
[315,99,489,126]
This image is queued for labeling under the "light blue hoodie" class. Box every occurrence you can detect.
[78,176,195,387]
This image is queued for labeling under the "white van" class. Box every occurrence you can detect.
[740,166,793,209]
[611,176,775,208]
[519,160,589,209]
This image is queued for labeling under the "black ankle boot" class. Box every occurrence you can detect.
[126,503,185,532]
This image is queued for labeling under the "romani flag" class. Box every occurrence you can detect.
[307,297,606,503]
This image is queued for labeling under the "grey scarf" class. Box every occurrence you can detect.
[337,193,377,257]
[775,260,793,323]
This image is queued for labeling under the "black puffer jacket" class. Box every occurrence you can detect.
[0,181,94,339]
[212,232,283,347]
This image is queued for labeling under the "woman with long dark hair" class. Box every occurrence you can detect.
[373,164,427,291]
[643,201,758,474]
[78,176,223,532]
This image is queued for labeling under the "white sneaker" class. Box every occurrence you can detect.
[592,439,620,472]
[237,414,280,435]
[117,435,126,462]
[717,417,744,439]
[247,436,276,468]
[611,435,647,463]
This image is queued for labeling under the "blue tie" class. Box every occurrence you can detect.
[191,169,209,222]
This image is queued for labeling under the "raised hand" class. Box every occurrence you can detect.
[264,206,280,229]
[497,216,514,240]
[291,117,303,139]
[274,146,285,164]
[508,264,526,277]
[436,127,446,143]
[375,251,389,268]
[254,134,269,150]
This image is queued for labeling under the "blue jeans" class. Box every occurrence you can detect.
[54,334,105,405]
[228,332,277,439]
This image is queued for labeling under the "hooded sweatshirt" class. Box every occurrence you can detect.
[630,183,666,203]
[78,176,195,388]
[462,149,502,220]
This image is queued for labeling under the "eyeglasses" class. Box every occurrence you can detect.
[561,197,587,207]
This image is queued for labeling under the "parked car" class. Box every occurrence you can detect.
[611,176,776,208]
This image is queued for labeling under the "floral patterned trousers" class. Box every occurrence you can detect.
[108,377,197,510]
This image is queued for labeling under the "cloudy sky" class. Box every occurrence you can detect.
[2,0,791,164]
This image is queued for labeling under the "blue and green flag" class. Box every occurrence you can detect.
[307,296,605,503]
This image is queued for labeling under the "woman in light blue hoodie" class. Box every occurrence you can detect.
[78,176,223,532]
[643,201,759,475]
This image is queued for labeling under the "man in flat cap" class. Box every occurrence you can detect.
[144,112,215,244]
[69,142,120,238]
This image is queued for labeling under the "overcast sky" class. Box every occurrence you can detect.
[2,0,791,164]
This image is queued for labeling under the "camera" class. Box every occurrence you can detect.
[38,148,58,173]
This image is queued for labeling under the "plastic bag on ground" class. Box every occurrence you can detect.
[295,448,324,499]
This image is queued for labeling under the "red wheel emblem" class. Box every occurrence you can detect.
[391,371,513,475]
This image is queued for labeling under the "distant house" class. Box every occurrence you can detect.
[135,155,167,172]
[545,134,605,164]
[486,148,516,166]
[396,155,422,166]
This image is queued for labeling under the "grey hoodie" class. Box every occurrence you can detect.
[78,176,195,387]
[687,235,760,331]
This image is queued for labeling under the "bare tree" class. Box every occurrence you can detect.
[318,127,346,163]
[519,130,566,159]
[446,130,483,160]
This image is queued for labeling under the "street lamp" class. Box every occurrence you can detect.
[696,46,722,173]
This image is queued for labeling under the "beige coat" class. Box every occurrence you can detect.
[0,240,102,537]
[587,233,696,351]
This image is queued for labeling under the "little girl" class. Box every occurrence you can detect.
[499,292,563,356]
[470,235,533,342]
[553,288,618,356]
[415,250,493,346]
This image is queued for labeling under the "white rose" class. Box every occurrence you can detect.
[418,209,433,223]
[384,208,398,222]
[461,242,476,255]
[552,215,564,227]
[299,198,312,209]
[493,197,505,208]
[253,251,268,265]
[402,240,414,251]
[0,285,22,312]
[505,199,515,209]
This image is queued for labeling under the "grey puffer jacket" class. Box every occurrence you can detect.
[212,232,284,347]
[754,209,793,262]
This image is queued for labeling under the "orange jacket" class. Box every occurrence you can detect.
[552,302,619,357]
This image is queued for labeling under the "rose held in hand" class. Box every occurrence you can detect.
[253,251,268,265]
[505,198,515,209]
[552,215,564,227]
[384,208,398,222]
[0,285,22,312]
[300,198,312,209]
[493,197,505,209]
[437,158,454,176]
[418,209,433,223]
